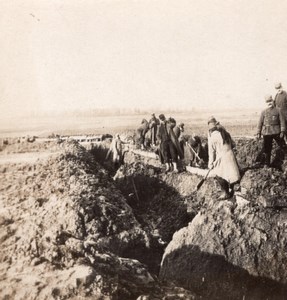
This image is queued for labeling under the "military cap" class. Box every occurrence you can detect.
[168,117,176,124]
[207,116,218,125]
[275,82,282,89]
[265,94,273,102]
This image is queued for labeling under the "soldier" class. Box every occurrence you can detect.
[167,117,184,172]
[136,119,149,150]
[187,134,208,167]
[174,123,185,147]
[173,122,185,170]
[157,114,172,172]
[208,116,240,199]
[274,82,287,123]
[105,133,126,168]
[149,113,160,146]
[174,122,184,138]
[257,94,286,166]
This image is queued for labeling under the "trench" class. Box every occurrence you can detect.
[114,174,195,274]
[3,137,287,299]
[90,145,196,276]
[90,142,287,299]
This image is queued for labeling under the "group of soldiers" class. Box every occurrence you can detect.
[136,113,207,173]
[106,81,287,200]
[135,113,240,199]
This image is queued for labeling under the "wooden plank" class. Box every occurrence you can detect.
[186,166,209,177]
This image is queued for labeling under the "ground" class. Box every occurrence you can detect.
[1,112,287,300]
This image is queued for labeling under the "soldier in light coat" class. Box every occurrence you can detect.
[208,117,240,199]
[257,94,286,166]
[106,133,124,168]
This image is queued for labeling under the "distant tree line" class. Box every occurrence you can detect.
[33,107,199,118]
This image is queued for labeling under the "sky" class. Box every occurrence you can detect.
[1,0,287,118]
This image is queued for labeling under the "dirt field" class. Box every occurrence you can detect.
[1,137,287,299]
[3,111,286,300]
[0,109,259,138]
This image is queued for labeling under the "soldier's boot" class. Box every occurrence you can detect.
[181,159,186,171]
[217,177,231,200]
[264,153,271,167]
[172,162,179,173]
[165,163,171,173]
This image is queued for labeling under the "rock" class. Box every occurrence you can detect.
[74,265,96,287]
[160,198,287,299]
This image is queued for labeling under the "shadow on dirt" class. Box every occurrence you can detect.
[160,244,287,300]
[115,173,195,275]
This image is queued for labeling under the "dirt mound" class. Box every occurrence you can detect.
[235,138,263,169]
[3,136,287,299]
[235,137,287,171]
[1,140,62,154]
[240,167,287,207]
[0,140,161,299]
[160,198,287,299]
[160,175,287,299]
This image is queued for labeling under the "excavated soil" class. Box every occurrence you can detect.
[1,137,287,299]
[0,140,197,300]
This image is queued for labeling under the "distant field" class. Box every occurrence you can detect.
[0,110,260,138]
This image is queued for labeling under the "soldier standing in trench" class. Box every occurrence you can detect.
[256,94,286,166]
[105,133,125,168]
[207,116,241,200]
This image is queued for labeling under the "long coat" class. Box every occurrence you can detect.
[275,90,287,120]
[208,130,240,184]
[169,126,184,160]
[156,122,170,163]
[106,137,123,163]
[149,117,159,144]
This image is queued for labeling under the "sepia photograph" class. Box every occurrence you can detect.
[1,0,287,299]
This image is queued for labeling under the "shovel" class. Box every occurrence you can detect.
[186,142,201,161]
[196,167,213,191]
[131,177,140,205]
